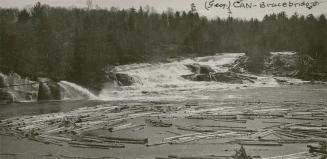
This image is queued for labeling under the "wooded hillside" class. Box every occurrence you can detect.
[0,2,326,90]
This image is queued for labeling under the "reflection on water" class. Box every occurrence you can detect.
[0,100,102,119]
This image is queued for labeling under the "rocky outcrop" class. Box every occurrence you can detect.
[106,72,135,86]
[264,52,327,80]
[182,72,256,84]
[264,52,306,76]
[115,73,135,86]
[227,52,327,81]
[37,78,61,101]
[0,72,38,103]
[182,74,212,82]
[0,73,6,88]
[183,63,256,84]
[104,65,137,86]
[185,64,215,74]
[0,90,14,104]
[228,56,249,73]
[1,72,96,103]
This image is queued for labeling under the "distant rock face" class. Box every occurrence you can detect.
[228,56,249,73]
[211,72,244,84]
[0,72,38,103]
[182,74,212,81]
[0,74,6,88]
[182,72,255,84]
[37,78,61,101]
[1,72,96,103]
[0,90,14,104]
[185,64,215,74]
[263,52,323,80]
[107,73,135,86]
[226,52,327,81]
[264,52,303,76]
[182,62,256,84]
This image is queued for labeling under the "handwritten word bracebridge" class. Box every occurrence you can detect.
[205,0,320,13]
[260,1,319,9]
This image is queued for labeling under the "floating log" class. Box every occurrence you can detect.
[59,154,119,159]
[146,141,169,147]
[39,134,72,142]
[213,119,247,123]
[146,118,172,127]
[187,114,237,120]
[164,132,204,141]
[0,153,24,156]
[98,135,148,144]
[238,141,283,146]
[69,141,125,148]
[307,145,327,154]
[195,124,246,129]
[260,152,308,159]
[285,117,324,120]
[176,125,215,133]
[108,123,145,132]
[166,130,182,135]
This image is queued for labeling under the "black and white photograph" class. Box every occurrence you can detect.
[0,0,327,158]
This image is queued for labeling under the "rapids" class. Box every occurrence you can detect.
[99,53,282,101]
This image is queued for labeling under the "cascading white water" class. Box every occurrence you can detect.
[58,81,97,100]
[1,72,97,102]
[0,72,38,102]
[99,53,280,101]
[113,53,246,88]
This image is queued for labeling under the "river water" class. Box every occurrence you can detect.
[98,53,292,101]
[1,53,327,159]
[0,84,327,159]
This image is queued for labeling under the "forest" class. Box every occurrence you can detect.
[0,2,326,91]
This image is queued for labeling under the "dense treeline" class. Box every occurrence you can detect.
[0,2,326,90]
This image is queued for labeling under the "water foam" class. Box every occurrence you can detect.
[59,81,97,100]
[99,53,282,101]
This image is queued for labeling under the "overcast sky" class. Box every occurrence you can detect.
[1,0,326,19]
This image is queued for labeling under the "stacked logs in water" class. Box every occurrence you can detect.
[308,142,327,155]
[0,104,152,149]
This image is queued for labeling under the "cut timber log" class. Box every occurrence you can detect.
[307,145,327,154]
[238,141,283,146]
[176,125,215,132]
[214,119,247,123]
[98,135,148,144]
[68,141,125,148]
[59,154,119,159]
[108,123,145,132]
[146,118,172,127]
[0,153,24,156]
[195,124,246,129]
[285,117,324,120]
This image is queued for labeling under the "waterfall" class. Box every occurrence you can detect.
[1,72,97,102]
[98,53,281,101]
[0,72,38,102]
[112,53,246,89]
[58,81,97,100]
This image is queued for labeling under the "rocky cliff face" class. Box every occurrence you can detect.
[264,52,314,77]
[0,73,96,104]
[37,78,62,101]
[182,64,256,84]
[0,72,38,104]
[228,52,326,81]
[181,52,327,84]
